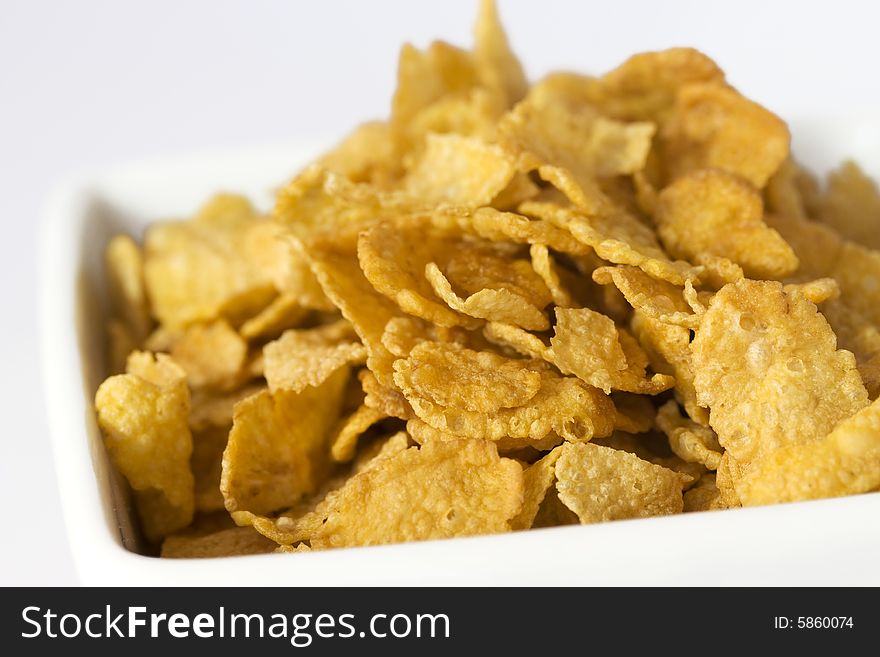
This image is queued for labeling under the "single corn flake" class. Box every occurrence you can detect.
[655,169,798,279]
[555,442,686,523]
[263,322,366,394]
[406,369,615,443]
[816,161,880,250]
[221,367,349,516]
[593,265,699,328]
[105,234,152,340]
[691,279,868,473]
[393,342,542,413]
[330,405,387,463]
[662,82,790,187]
[510,447,563,530]
[95,351,194,541]
[656,400,722,470]
[170,320,248,390]
[308,439,524,548]
[737,397,880,506]
[161,526,277,558]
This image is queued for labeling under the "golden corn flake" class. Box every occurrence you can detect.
[682,473,721,512]
[318,120,399,186]
[425,262,549,330]
[407,369,615,443]
[305,245,402,385]
[482,321,551,360]
[551,307,674,394]
[590,47,725,123]
[656,400,722,470]
[737,397,880,506]
[656,169,798,279]
[107,319,138,375]
[105,234,151,340]
[263,322,366,394]
[662,83,790,188]
[330,405,387,463]
[143,197,277,328]
[161,526,276,559]
[308,439,524,549]
[404,133,516,206]
[510,447,563,530]
[473,0,528,107]
[465,207,590,255]
[498,96,654,212]
[189,384,265,432]
[691,279,868,471]
[521,201,701,285]
[361,370,415,420]
[593,265,699,328]
[94,351,194,541]
[555,442,686,523]
[816,161,880,250]
[393,342,542,413]
[221,366,349,517]
[530,244,574,307]
[238,293,310,341]
[170,320,248,390]
[358,221,477,328]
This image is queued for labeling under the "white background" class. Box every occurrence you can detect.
[1,0,879,585]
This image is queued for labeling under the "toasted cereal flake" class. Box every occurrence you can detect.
[309,440,524,548]
[682,473,720,512]
[391,40,480,145]
[191,425,229,512]
[95,351,194,541]
[737,397,880,505]
[170,320,248,390]
[593,265,699,328]
[393,342,542,413]
[221,367,349,516]
[263,323,366,394]
[473,0,528,107]
[330,405,387,463]
[783,278,840,305]
[631,311,707,425]
[550,307,626,393]
[555,442,686,523]
[318,120,400,186]
[361,370,415,420]
[105,234,151,340]
[612,392,656,434]
[407,369,615,443]
[662,83,790,187]
[189,384,265,432]
[443,243,553,309]
[550,308,674,394]
[656,400,722,470]
[590,48,725,123]
[404,133,516,206]
[161,526,276,558]
[820,300,880,399]
[521,201,701,285]
[239,294,310,341]
[482,321,551,360]
[306,244,402,385]
[816,161,880,250]
[656,169,798,278]
[693,252,744,289]
[465,207,590,255]
[143,200,277,328]
[358,222,477,328]
[352,430,414,474]
[498,97,654,212]
[510,447,563,530]
[530,244,575,307]
[592,431,703,487]
[425,262,549,330]
[691,279,868,472]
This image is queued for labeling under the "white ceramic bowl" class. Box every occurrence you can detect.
[41,122,880,586]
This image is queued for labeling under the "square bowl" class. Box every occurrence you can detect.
[41,121,880,586]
